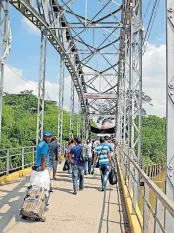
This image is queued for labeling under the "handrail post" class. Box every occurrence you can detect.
[22,147,24,170]
[32,146,35,165]
[6,149,10,175]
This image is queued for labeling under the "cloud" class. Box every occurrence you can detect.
[3,65,79,112]
[142,43,166,117]
[21,17,40,35]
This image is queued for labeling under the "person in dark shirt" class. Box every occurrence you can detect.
[49,136,61,180]
[69,137,85,195]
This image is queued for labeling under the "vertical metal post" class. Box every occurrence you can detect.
[165,0,174,230]
[137,0,143,167]
[128,20,132,150]
[22,147,24,170]
[57,58,64,145]
[6,148,9,175]
[143,183,149,233]
[69,77,74,139]
[0,0,10,143]
[32,146,35,165]
[154,198,162,233]
[36,32,47,144]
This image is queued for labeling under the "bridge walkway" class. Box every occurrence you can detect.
[0,165,130,233]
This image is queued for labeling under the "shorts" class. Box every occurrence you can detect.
[50,160,58,171]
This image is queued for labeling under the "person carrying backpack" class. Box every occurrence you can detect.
[69,137,87,195]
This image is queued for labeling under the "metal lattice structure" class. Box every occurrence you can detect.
[57,58,64,144]
[166,0,174,229]
[69,77,74,139]
[0,0,11,143]
[36,33,47,144]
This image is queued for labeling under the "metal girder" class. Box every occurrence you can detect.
[57,58,64,144]
[36,0,49,143]
[10,0,125,127]
[9,0,88,116]
[69,77,74,139]
[0,0,11,143]
[165,0,174,230]
[36,33,47,144]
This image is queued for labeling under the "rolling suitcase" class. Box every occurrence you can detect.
[20,186,46,222]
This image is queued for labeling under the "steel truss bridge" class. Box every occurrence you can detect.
[0,0,174,232]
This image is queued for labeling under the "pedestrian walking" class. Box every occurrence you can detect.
[49,136,61,180]
[69,137,86,195]
[66,139,75,174]
[93,137,114,191]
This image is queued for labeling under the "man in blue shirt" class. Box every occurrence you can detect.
[93,137,114,191]
[35,130,52,171]
[69,137,85,195]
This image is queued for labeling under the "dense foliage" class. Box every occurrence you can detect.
[1,91,84,148]
[141,115,166,166]
[1,92,166,166]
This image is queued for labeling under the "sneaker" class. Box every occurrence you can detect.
[73,191,77,195]
[79,187,84,191]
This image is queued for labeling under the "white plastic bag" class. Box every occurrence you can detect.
[30,169,50,191]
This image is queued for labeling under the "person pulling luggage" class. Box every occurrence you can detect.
[35,130,53,192]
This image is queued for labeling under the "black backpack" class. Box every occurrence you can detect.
[79,146,88,163]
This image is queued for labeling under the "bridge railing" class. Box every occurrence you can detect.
[118,145,174,233]
[0,143,66,177]
[0,146,36,176]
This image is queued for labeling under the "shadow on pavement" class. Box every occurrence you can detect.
[0,177,31,233]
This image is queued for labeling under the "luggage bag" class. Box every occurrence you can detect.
[20,186,46,222]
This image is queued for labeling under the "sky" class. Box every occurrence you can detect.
[2,0,166,117]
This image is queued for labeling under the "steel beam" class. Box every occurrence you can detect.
[36,33,47,144]
[9,0,88,115]
[57,58,64,144]
[69,77,74,139]
[165,0,174,230]
[0,0,10,144]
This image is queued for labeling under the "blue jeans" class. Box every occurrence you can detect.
[72,165,84,192]
[84,161,88,174]
[88,157,92,174]
[68,162,72,174]
[99,165,110,190]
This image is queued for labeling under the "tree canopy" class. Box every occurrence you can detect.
[1,91,166,166]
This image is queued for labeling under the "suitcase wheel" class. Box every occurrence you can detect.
[41,216,46,222]
[21,215,27,220]
[35,216,46,222]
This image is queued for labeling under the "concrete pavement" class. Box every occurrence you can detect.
[0,165,130,233]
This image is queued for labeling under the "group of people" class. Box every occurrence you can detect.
[35,130,118,196]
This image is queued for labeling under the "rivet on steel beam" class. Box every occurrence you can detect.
[168,8,174,12]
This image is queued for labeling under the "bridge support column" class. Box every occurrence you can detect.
[69,77,74,139]
[57,58,64,145]
[165,0,174,230]
[0,0,11,144]
[36,33,47,144]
